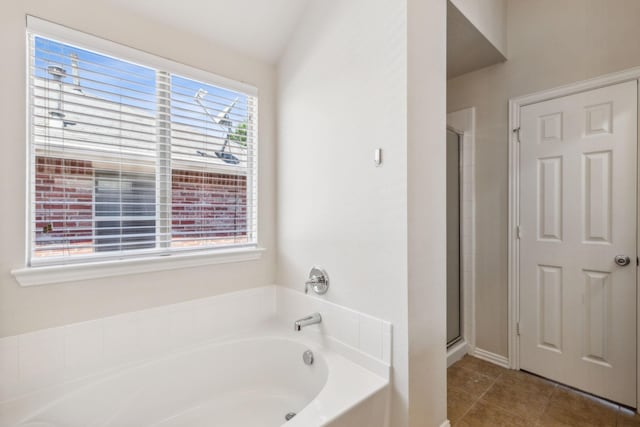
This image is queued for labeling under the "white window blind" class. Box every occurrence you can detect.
[27,19,258,266]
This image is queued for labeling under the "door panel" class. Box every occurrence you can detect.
[538,264,563,352]
[519,80,637,407]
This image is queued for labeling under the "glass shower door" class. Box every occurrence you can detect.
[446,129,462,347]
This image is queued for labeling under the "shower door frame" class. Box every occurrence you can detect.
[447,107,476,365]
[446,127,463,349]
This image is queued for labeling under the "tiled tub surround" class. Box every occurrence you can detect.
[0,286,391,427]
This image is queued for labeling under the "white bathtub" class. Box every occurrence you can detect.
[0,325,389,427]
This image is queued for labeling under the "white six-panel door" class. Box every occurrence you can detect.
[519,80,637,407]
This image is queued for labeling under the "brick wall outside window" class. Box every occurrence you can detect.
[35,157,93,255]
[34,156,249,256]
[172,170,248,245]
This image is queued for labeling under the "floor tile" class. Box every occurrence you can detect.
[455,401,535,427]
[480,379,550,420]
[538,386,618,427]
[447,364,495,399]
[447,357,630,427]
[448,386,475,424]
[454,355,507,380]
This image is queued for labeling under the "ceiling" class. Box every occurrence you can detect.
[447,1,506,79]
[106,0,505,77]
[106,0,310,63]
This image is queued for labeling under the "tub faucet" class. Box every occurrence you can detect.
[294,313,322,331]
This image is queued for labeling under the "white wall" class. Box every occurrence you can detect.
[277,0,447,425]
[449,0,507,56]
[407,0,448,424]
[277,0,409,423]
[0,0,277,337]
[0,1,449,424]
[447,0,640,357]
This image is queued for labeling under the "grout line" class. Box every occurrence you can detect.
[453,365,504,424]
[455,400,477,426]
[456,362,562,425]
[455,364,495,382]
[457,356,638,425]
[481,374,555,423]
[454,361,627,427]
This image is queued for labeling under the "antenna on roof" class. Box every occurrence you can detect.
[69,53,82,92]
[192,90,241,165]
[46,64,76,127]
[47,65,66,120]
[47,65,66,81]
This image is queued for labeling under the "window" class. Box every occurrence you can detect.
[27,18,258,266]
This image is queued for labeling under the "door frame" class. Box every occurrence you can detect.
[508,66,640,409]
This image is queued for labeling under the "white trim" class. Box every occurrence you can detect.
[447,108,476,353]
[439,421,451,427]
[636,80,640,413]
[12,247,265,286]
[447,339,468,367]
[26,16,258,96]
[24,29,33,272]
[510,66,640,108]
[509,68,640,402]
[472,347,510,369]
[508,97,521,370]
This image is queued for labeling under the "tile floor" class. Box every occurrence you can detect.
[448,355,640,426]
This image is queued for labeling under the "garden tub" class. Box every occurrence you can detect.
[0,326,389,427]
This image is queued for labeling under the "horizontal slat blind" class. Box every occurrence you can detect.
[28,28,258,266]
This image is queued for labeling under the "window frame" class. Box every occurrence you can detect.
[20,16,261,279]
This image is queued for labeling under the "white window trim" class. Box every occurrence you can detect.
[18,16,263,285]
[12,247,265,287]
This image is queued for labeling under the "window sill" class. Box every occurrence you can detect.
[11,247,265,287]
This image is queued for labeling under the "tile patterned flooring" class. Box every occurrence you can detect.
[448,355,640,426]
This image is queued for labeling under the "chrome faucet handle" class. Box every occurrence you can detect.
[304,275,322,292]
[305,267,329,295]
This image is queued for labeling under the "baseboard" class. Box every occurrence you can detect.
[439,420,451,427]
[447,340,468,367]
[472,347,510,368]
